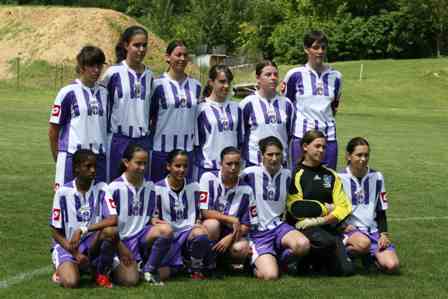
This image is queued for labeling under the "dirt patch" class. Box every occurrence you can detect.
[0,6,167,79]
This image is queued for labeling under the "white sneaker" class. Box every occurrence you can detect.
[143,272,164,286]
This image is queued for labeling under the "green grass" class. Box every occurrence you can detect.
[1,58,448,298]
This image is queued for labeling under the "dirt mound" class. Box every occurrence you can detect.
[0,6,167,79]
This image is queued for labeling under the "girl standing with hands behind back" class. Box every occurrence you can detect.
[102,26,154,182]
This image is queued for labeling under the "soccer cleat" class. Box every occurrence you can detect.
[143,272,164,286]
[190,271,206,280]
[51,272,61,285]
[96,274,113,288]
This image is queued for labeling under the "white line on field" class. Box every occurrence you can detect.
[1,215,448,288]
[389,216,448,222]
[0,266,52,289]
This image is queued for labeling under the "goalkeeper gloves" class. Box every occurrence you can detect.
[295,217,326,230]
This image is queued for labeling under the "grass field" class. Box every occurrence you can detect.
[0,58,448,298]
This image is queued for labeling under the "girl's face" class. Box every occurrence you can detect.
[347,145,369,173]
[210,71,231,101]
[79,64,103,86]
[305,40,327,67]
[303,137,326,165]
[124,151,148,177]
[75,156,96,181]
[125,33,148,65]
[166,46,189,74]
[167,154,189,181]
[262,145,283,175]
[256,65,279,94]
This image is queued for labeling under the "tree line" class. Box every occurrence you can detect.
[3,0,448,63]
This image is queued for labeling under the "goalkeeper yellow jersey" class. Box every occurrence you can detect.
[287,163,351,222]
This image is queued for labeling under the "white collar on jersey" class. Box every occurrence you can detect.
[305,63,332,77]
[255,90,279,103]
[121,173,146,193]
[205,97,230,108]
[345,166,371,181]
[75,78,98,92]
[261,164,283,180]
[219,170,240,190]
[163,72,189,86]
[122,60,148,77]
[73,178,95,197]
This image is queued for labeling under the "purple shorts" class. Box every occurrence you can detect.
[122,225,153,262]
[290,137,338,171]
[344,229,396,256]
[162,229,192,268]
[149,150,195,183]
[249,222,295,264]
[107,133,151,182]
[51,232,97,269]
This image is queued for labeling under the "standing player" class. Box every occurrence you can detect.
[50,149,117,288]
[102,26,154,181]
[241,136,310,280]
[150,41,201,182]
[287,129,353,276]
[195,65,242,180]
[155,150,214,280]
[283,30,342,170]
[339,137,399,273]
[49,46,108,188]
[200,147,251,268]
[106,144,174,286]
[240,61,295,167]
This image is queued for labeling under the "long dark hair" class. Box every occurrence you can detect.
[115,26,148,63]
[202,64,233,98]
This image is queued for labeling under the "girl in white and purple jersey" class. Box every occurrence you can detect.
[200,147,252,266]
[194,65,242,180]
[155,150,214,280]
[102,26,154,182]
[282,30,342,170]
[340,137,399,273]
[49,46,108,189]
[50,150,117,288]
[240,61,295,168]
[107,144,174,286]
[241,137,309,280]
[150,41,201,182]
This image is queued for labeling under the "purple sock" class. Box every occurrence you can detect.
[97,240,115,275]
[143,237,172,273]
[280,248,294,267]
[188,235,210,271]
[204,240,217,270]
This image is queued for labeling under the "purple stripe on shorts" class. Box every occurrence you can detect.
[128,126,134,138]
[183,134,188,150]
[173,135,178,149]
[161,135,166,152]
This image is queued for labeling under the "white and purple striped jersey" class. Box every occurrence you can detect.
[49,79,108,154]
[105,175,155,239]
[199,171,251,225]
[150,73,201,152]
[195,98,242,170]
[283,64,342,141]
[101,61,154,138]
[339,167,388,233]
[239,91,295,165]
[240,166,291,231]
[50,180,114,240]
[155,178,200,233]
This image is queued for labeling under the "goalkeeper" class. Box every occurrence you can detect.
[287,130,353,276]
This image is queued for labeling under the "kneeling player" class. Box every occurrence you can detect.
[107,144,174,286]
[241,137,310,280]
[339,137,399,274]
[50,149,117,288]
[200,147,252,269]
[156,150,215,280]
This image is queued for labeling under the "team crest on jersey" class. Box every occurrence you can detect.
[52,105,61,117]
[199,192,208,204]
[354,189,365,204]
[134,81,142,98]
[267,110,277,124]
[174,199,185,219]
[322,175,332,188]
[266,184,276,201]
[179,97,188,108]
[220,117,229,130]
[316,81,324,95]
[52,208,61,221]
[131,199,142,214]
[77,206,92,222]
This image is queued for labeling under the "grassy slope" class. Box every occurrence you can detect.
[0,58,447,298]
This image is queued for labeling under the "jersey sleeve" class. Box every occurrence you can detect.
[50,190,63,229]
[330,170,352,222]
[376,172,388,211]
[49,88,73,125]
[198,174,211,210]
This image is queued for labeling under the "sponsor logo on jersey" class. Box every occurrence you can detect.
[199,191,208,204]
[53,208,61,221]
[52,104,61,116]
[322,175,332,188]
